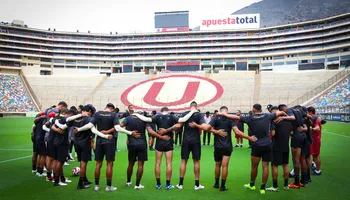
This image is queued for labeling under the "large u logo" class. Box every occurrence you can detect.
[143,81,200,106]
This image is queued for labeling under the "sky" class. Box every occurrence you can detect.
[0,0,261,34]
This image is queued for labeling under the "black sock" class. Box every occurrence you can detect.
[166,180,170,186]
[215,177,219,185]
[250,181,255,187]
[127,175,131,183]
[195,180,199,187]
[301,173,306,184]
[273,179,278,188]
[54,176,59,184]
[95,178,100,185]
[136,179,140,186]
[53,173,56,178]
[260,184,266,190]
[78,177,83,186]
[156,178,161,185]
[107,179,112,187]
[32,164,36,171]
[47,172,52,178]
[307,169,311,182]
[294,175,300,185]
[221,179,226,188]
[39,168,44,174]
[179,177,184,185]
[284,179,289,187]
[60,175,66,182]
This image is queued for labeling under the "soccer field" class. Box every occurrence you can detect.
[0,118,349,200]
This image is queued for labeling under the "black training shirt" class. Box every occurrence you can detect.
[271,120,291,152]
[73,116,93,146]
[90,111,119,145]
[181,111,205,144]
[209,116,236,149]
[152,114,178,147]
[122,116,148,146]
[240,113,276,147]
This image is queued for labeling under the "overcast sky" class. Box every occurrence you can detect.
[0,0,260,34]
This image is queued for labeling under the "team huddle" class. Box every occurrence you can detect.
[30,100,323,194]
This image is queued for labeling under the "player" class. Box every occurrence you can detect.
[119,105,134,119]
[33,112,48,177]
[235,110,244,148]
[74,103,139,192]
[119,111,159,190]
[275,104,308,189]
[203,111,211,146]
[133,106,198,190]
[148,110,157,151]
[158,101,205,190]
[219,104,286,194]
[190,106,257,192]
[266,106,292,191]
[307,106,322,175]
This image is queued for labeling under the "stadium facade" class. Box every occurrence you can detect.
[0,13,349,75]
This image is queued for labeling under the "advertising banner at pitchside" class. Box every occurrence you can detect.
[200,14,260,31]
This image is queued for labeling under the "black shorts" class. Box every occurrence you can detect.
[53,144,68,163]
[128,145,148,162]
[47,142,55,158]
[181,143,201,160]
[302,141,310,158]
[214,148,232,162]
[75,143,92,162]
[33,140,37,153]
[37,141,47,156]
[291,134,307,148]
[155,144,174,152]
[272,151,289,166]
[95,143,116,161]
[251,146,272,162]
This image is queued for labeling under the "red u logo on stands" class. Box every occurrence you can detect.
[120,75,224,111]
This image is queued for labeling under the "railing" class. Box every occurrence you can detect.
[289,67,350,106]
[19,70,42,110]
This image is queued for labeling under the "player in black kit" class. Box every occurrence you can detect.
[220,104,286,195]
[190,106,257,192]
[74,103,140,192]
[133,106,197,190]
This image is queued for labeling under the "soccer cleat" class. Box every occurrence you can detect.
[259,189,266,194]
[77,185,90,190]
[220,187,228,192]
[105,186,117,192]
[41,172,47,177]
[32,170,37,174]
[176,184,183,190]
[46,177,53,182]
[68,158,74,162]
[166,185,175,190]
[213,183,220,189]
[53,182,67,186]
[288,183,300,189]
[134,185,145,190]
[266,187,279,192]
[235,144,240,148]
[62,178,72,183]
[312,171,322,176]
[94,185,100,191]
[240,144,243,148]
[36,172,43,177]
[300,183,305,187]
[84,181,92,185]
[156,184,162,189]
[64,162,69,166]
[244,184,256,190]
[284,186,290,191]
[194,185,204,190]
[126,182,132,187]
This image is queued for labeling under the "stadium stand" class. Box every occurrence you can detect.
[308,76,350,108]
[0,74,37,112]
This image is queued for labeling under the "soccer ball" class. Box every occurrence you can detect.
[72,167,80,176]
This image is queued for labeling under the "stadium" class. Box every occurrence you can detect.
[0,1,349,200]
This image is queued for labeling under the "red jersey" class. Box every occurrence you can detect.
[311,117,322,140]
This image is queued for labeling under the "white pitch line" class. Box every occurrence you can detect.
[323,130,350,139]
[0,148,32,151]
[0,155,32,164]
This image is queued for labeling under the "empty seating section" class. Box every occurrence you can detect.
[0,74,37,112]
[259,71,339,107]
[25,75,105,109]
[308,76,350,108]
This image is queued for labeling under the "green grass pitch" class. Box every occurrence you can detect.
[0,117,349,200]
